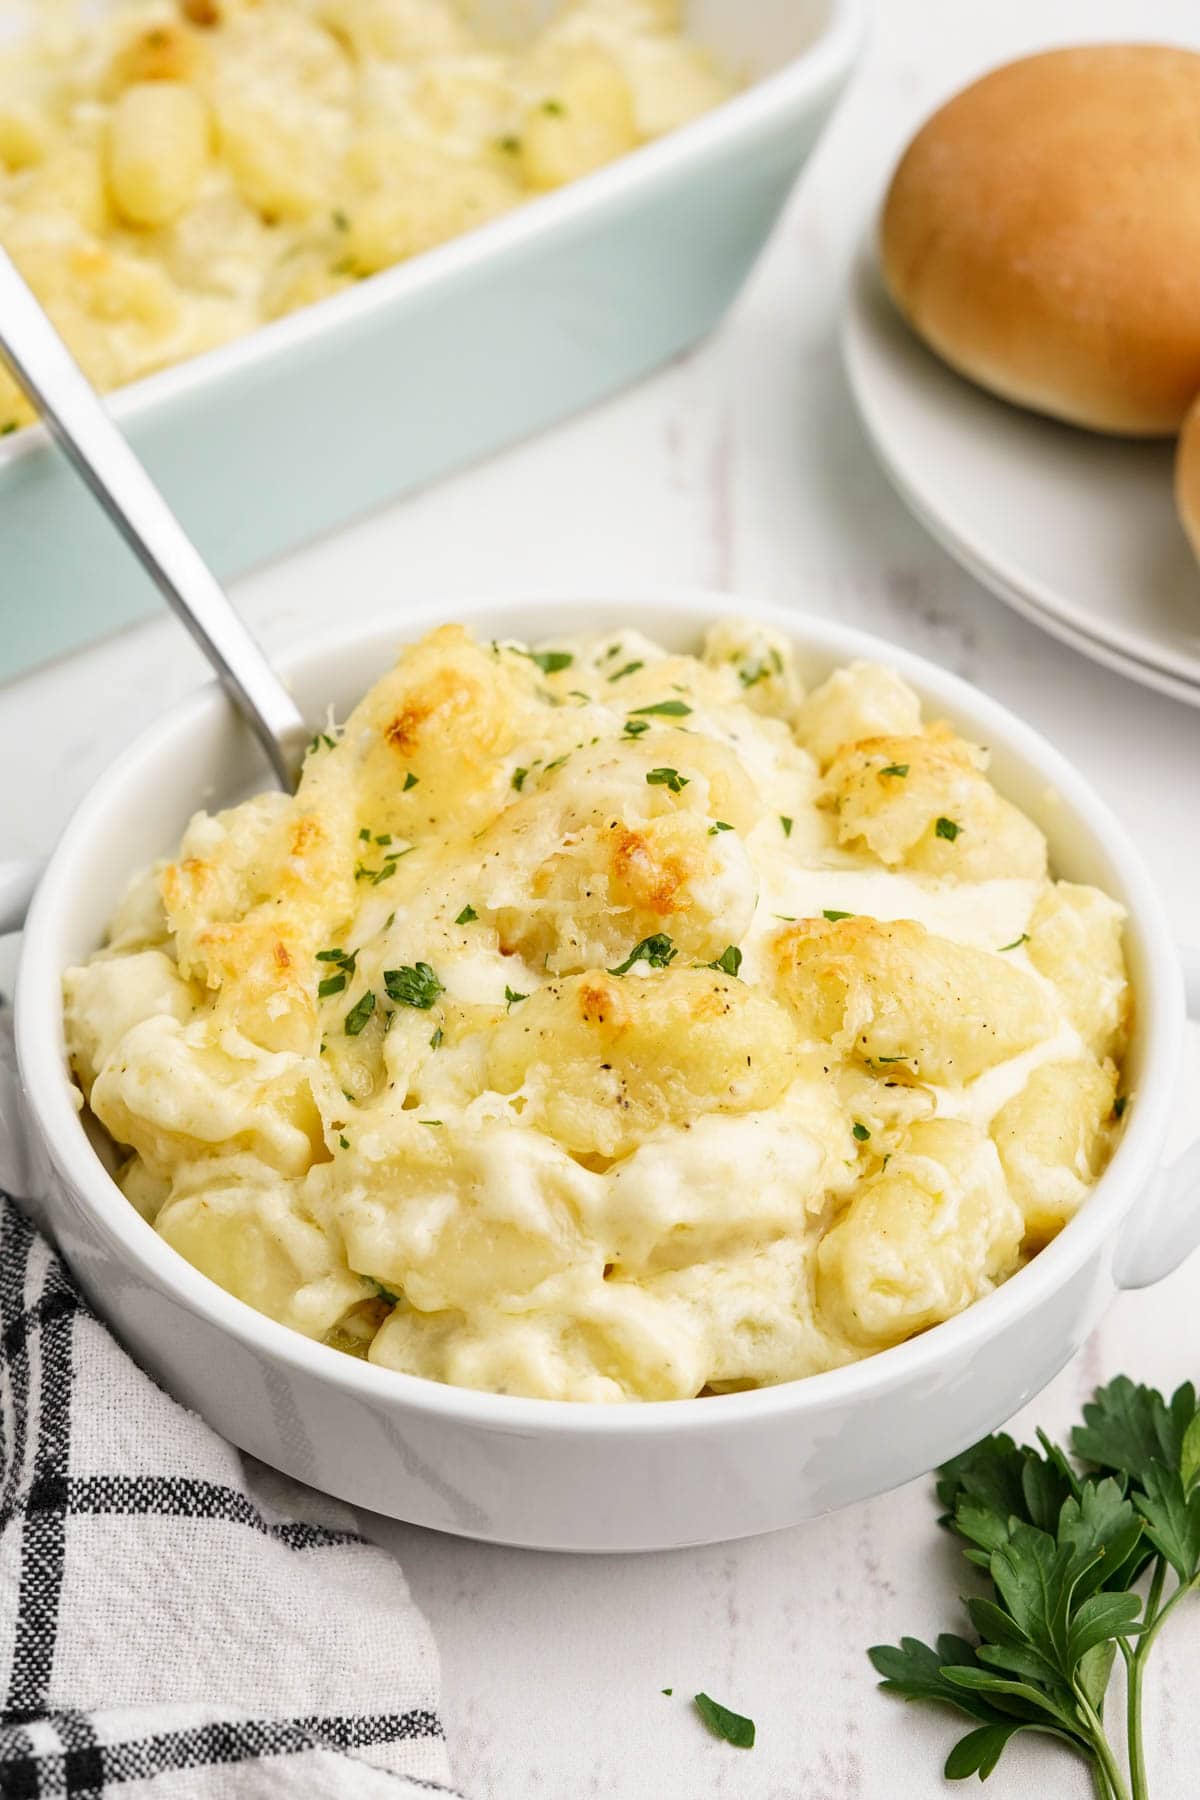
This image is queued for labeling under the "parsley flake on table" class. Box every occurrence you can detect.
[629,699,692,718]
[609,934,677,975]
[646,767,689,794]
[384,963,444,1009]
[870,1375,1200,1800]
[694,1693,755,1749]
[935,816,962,841]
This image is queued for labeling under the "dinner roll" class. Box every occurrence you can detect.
[1175,392,1200,563]
[881,46,1200,436]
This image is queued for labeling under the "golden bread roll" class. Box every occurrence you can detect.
[881,46,1200,436]
[1175,391,1200,562]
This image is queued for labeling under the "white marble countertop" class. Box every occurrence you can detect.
[5,2,1200,1794]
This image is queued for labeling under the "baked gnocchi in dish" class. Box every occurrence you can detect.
[64,622,1132,1402]
[0,0,731,429]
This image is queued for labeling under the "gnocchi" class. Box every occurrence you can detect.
[64,621,1132,1401]
[0,0,732,430]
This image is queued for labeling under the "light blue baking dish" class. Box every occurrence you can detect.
[0,0,864,683]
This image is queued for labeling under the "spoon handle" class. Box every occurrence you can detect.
[0,248,309,789]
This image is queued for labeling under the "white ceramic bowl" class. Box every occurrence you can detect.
[6,591,1200,1552]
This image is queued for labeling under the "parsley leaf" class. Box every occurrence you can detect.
[873,1377,1200,1795]
[823,909,854,922]
[935,816,962,841]
[999,933,1031,951]
[344,990,376,1035]
[455,905,478,924]
[708,820,733,835]
[608,661,643,682]
[879,763,909,778]
[852,1121,870,1141]
[780,815,793,837]
[707,945,743,978]
[646,767,689,794]
[403,771,419,791]
[526,648,573,675]
[694,1693,755,1749]
[511,767,528,792]
[629,700,691,718]
[503,985,528,1010]
[609,934,677,975]
[622,718,651,738]
[383,963,444,1010]
[318,972,347,998]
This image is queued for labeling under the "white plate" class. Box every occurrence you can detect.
[840,242,1200,706]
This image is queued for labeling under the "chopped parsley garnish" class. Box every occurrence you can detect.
[343,990,376,1035]
[455,905,478,925]
[331,207,350,231]
[306,731,337,755]
[694,1693,755,1749]
[316,947,351,964]
[359,826,372,841]
[370,1279,401,1305]
[497,133,521,153]
[384,962,444,1010]
[879,763,909,778]
[608,661,644,683]
[852,1121,871,1142]
[661,1688,673,1697]
[629,699,691,718]
[503,985,528,1010]
[823,909,854,922]
[998,932,1030,951]
[875,1054,908,1064]
[375,833,392,845]
[780,815,793,837]
[403,771,419,791]
[527,648,573,675]
[420,1119,443,1128]
[541,97,565,114]
[707,946,743,978]
[338,1134,349,1149]
[646,767,689,794]
[568,690,592,703]
[935,816,962,841]
[512,767,528,792]
[738,661,769,689]
[609,933,677,975]
[622,718,651,738]
[317,972,347,998]
[429,1026,444,1050]
[708,820,733,835]
[0,421,18,437]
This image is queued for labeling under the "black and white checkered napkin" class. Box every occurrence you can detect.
[0,1190,467,1798]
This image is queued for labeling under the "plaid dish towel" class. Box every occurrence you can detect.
[0,1188,466,1799]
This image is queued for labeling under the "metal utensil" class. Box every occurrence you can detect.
[0,248,309,789]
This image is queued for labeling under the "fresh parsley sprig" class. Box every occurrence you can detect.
[870,1377,1200,1798]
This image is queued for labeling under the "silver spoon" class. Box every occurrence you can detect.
[0,247,310,790]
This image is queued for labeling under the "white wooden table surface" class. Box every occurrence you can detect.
[5,2,1200,1794]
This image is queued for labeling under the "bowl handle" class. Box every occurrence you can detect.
[1115,944,1200,1290]
[0,859,41,935]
